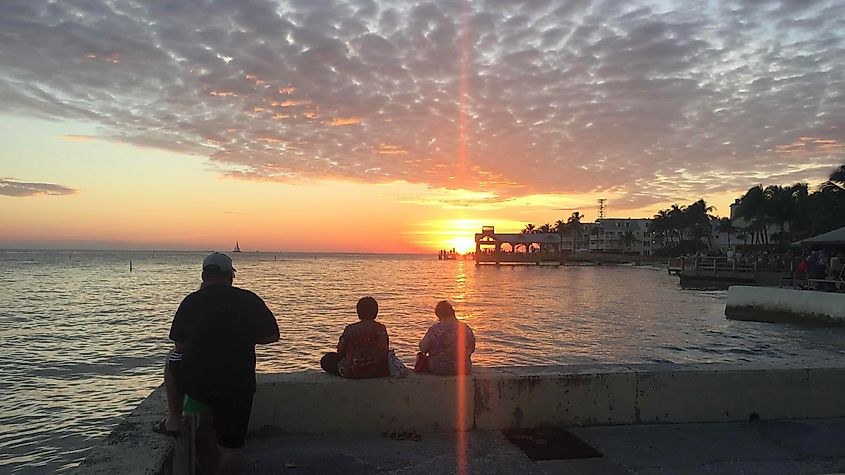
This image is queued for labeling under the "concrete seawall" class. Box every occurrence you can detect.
[73,363,845,474]
[725,286,845,325]
[250,363,845,433]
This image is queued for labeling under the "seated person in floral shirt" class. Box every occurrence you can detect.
[320,296,389,378]
[418,300,476,375]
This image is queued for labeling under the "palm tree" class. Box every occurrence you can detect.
[668,204,684,244]
[715,217,736,247]
[651,209,671,248]
[821,163,845,192]
[522,223,536,234]
[764,185,794,245]
[735,185,768,246]
[566,212,583,251]
[537,223,552,233]
[684,199,715,247]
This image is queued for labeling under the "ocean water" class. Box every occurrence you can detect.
[1,250,844,473]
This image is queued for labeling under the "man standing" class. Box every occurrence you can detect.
[169,252,279,474]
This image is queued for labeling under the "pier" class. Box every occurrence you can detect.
[668,256,792,287]
[474,226,562,266]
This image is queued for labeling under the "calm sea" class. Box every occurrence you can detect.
[2,250,844,473]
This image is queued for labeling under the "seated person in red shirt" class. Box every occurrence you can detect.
[794,257,810,275]
[320,296,390,378]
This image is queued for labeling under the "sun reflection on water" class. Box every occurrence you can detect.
[3,251,845,473]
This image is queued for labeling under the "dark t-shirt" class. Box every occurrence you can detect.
[169,284,279,394]
[337,320,389,379]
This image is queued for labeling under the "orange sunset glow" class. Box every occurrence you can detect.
[2,1,843,252]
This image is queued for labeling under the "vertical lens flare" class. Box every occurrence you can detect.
[455,2,471,473]
[456,307,468,475]
[457,0,471,184]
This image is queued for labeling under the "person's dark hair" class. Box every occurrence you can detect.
[356,296,379,320]
[435,300,455,320]
[202,265,234,282]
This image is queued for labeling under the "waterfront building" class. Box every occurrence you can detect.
[588,218,656,255]
[474,226,562,264]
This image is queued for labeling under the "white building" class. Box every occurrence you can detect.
[588,218,655,255]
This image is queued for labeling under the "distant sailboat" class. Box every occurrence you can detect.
[233,241,242,253]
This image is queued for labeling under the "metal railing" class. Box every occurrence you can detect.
[667,256,793,275]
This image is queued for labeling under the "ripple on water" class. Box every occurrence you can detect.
[2,251,845,473]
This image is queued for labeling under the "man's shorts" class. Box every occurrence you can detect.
[182,395,209,414]
[193,390,254,449]
[170,361,254,448]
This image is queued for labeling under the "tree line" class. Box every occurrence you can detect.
[518,164,845,255]
[520,211,640,253]
[652,164,845,253]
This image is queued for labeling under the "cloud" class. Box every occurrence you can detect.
[0,179,78,197]
[1,0,844,210]
[57,134,97,142]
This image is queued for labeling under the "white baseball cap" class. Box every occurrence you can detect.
[202,252,235,273]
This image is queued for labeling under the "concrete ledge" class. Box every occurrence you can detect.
[250,372,473,434]
[251,363,845,434]
[471,365,637,428]
[78,363,845,473]
[71,387,173,475]
[725,286,845,325]
[635,364,845,423]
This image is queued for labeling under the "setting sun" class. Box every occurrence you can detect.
[448,236,476,254]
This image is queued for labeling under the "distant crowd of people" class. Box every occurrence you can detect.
[153,252,476,474]
[715,248,802,270]
[691,247,844,291]
[701,247,844,279]
[794,250,845,290]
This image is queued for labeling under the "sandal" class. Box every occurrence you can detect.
[152,420,181,438]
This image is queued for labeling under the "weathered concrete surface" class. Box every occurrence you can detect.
[726,286,845,325]
[244,431,543,475]
[244,418,845,475]
[635,363,845,423]
[250,372,473,434]
[71,387,173,475]
[76,364,845,474]
[251,364,845,434]
[570,417,845,475]
[471,365,637,429]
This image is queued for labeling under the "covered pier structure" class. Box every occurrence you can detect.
[474,226,562,265]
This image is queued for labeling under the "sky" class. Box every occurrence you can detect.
[2,0,844,252]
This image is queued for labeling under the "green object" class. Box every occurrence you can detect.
[182,395,210,414]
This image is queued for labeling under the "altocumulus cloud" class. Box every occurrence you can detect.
[0,179,78,197]
[1,0,844,207]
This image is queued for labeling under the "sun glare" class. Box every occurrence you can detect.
[448,237,475,254]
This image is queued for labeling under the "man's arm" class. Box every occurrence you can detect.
[255,298,280,344]
[467,325,476,353]
[169,298,190,345]
[419,328,432,353]
[337,328,348,356]
[256,331,279,344]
